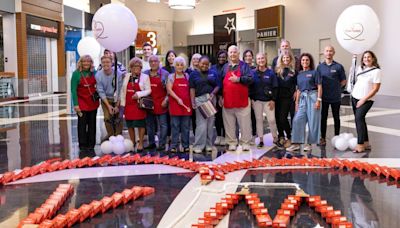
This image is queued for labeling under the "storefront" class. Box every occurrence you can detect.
[255,5,285,66]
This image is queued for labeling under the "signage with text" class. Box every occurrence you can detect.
[26,15,59,39]
[257,27,279,39]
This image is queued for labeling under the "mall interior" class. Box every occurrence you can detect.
[0,0,399,227]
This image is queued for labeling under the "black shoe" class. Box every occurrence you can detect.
[257,142,264,148]
[170,148,177,153]
[145,143,157,150]
[183,147,190,153]
[136,148,144,153]
[157,146,166,151]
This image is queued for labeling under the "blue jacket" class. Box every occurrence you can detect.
[250,68,278,101]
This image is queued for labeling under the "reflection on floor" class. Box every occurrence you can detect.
[0,94,400,227]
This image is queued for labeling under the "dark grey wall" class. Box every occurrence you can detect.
[64,5,83,28]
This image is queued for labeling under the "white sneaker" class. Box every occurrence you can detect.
[228,144,236,151]
[286,144,300,152]
[220,137,226,146]
[193,148,203,154]
[214,136,221,146]
[303,144,312,151]
[205,147,213,152]
[242,144,250,152]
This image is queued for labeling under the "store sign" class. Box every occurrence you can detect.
[135,30,158,48]
[257,27,279,39]
[213,13,236,53]
[26,15,59,39]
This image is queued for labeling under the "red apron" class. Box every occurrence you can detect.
[77,73,99,111]
[169,74,192,116]
[223,63,249,108]
[149,71,168,115]
[124,76,147,120]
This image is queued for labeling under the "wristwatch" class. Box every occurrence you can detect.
[317,97,322,101]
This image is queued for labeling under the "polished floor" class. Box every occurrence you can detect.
[0,94,399,227]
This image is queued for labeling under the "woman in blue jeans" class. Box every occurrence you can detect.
[287,53,322,152]
[189,56,219,153]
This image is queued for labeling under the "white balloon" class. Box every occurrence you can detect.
[336,5,380,54]
[101,141,113,154]
[348,137,358,150]
[116,135,124,142]
[331,135,341,146]
[335,137,349,151]
[123,139,134,152]
[113,142,126,154]
[92,4,138,52]
[343,133,354,140]
[109,136,117,143]
[77,37,101,59]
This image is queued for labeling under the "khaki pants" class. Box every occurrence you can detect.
[101,98,123,137]
[252,100,278,139]
[222,100,252,146]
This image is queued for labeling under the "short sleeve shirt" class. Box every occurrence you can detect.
[316,61,346,103]
[297,70,321,92]
[351,67,382,101]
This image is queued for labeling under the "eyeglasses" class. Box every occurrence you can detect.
[131,65,142,68]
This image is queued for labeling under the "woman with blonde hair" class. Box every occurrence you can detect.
[70,55,99,157]
[120,57,151,152]
[275,50,297,148]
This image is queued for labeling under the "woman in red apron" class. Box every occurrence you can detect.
[166,57,192,153]
[120,57,152,152]
[70,55,99,157]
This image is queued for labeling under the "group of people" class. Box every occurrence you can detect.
[71,40,381,156]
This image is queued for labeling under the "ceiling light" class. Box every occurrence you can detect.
[168,0,195,10]
[147,0,160,3]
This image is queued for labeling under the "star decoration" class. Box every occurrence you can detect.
[224,17,236,35]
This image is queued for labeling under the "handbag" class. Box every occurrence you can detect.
[138,96,154,110]
[81,73,99,102]
[197,99,217,119]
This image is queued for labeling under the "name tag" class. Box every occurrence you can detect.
[330,69,337,73]
[264,76,270,79]
[178,84,187,87]
[306,74,312,78]
[151,84,157,87]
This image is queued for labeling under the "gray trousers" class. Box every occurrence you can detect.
[222,99,252,146]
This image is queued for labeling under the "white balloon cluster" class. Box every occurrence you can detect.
[332,133,358,151]
[100,135,134,155]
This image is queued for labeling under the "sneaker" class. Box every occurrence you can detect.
[193,148,203,154]
[257,141,264,148]
[183,147,190,153]
[303,144,312,151]
[170,148,177,153]
[205,147,213,152]
[249,136,256,146]
[319,138,326,146]
[220,137,226,146]
[242,144,251,151]
[228,144,236,151]
[284,139,292,148]
[286,144,300,152]
[214,136,221,146]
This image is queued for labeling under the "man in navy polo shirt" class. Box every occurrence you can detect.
[316,45,347,146]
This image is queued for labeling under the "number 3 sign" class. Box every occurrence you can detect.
[136,30,157,48]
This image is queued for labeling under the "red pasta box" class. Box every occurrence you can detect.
[53,214,68,228]
[287,195,302,202]
[272,214,290,227]
[315,205,334,214]
[198,217,219,225]
[225,194,240,204]
[77,157,91,168]
[17,218,35,228]
[219,199,234,209]
[35,207,51,219]
[1,172,14,184]
[252,208,269,215]
[204,211,220,220]
[66,209,81,227]
[311,199,328,208]
[59,160,72,170]
[88,156,100,167]
[122,189,134,204]
[142,187,155,196]
[199,166,210,175]
[101,196,114,213]
[215,202,229,214]
[191,224,213,228]
[27,212,45,224]
[277,209,295,217]
[212,205,226,216]
[39,219,56,228]
[68,158,80,169]
[109,155,122,165]
[256,214,273,227]
[306,196,321,205]
[78,204,93,222]
[40,204,56,218]
[131,186,144,200]
[332,221,353,228]
[111,192,124,208]
[323,210,341,219]
[280,203,298,211]
[246,197,261,206]
[245,193,259,201]
[89,200,103,218]
[45,199,61,211]
[330,216,347,225]
[284,199,300,206]
[250,202,265,210]
[389,168,400,181]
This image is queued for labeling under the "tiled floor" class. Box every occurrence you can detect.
[0,94,399,227]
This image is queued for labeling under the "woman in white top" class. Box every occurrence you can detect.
[120,57,151,152]
[348,51,382,153]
